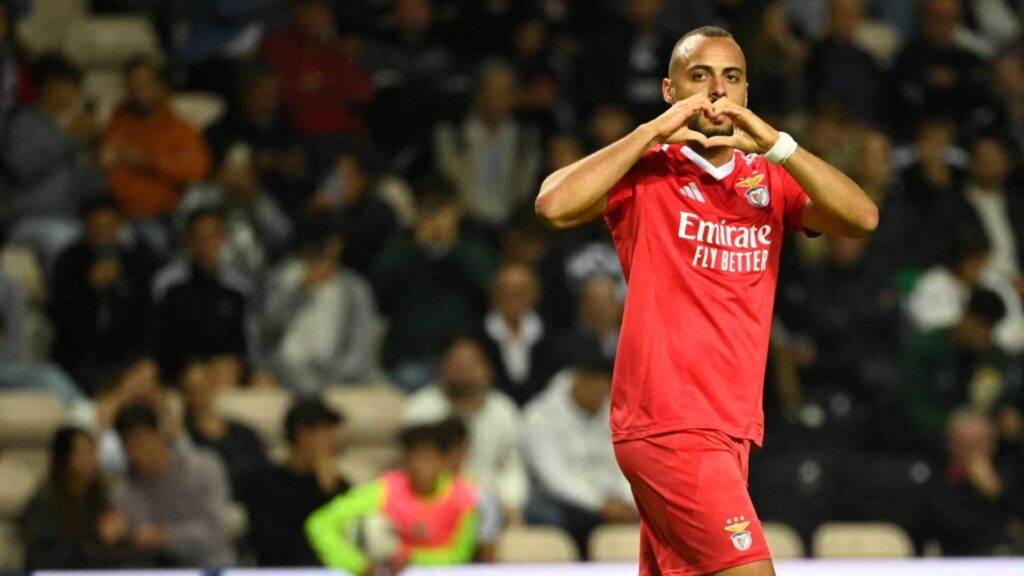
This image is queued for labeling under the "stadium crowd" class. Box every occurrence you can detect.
[1,0,1024,570]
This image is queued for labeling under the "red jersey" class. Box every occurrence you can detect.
[604,144,812,446]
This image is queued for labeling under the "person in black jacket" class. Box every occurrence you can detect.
[152,205,252,378]
[49,197,157,395]
[235,398,352,567]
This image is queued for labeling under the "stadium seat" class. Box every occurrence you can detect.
[83,70,125,125]
[763,521,805,559]
[0,457,40,520]
[589,523,640,562]
[812,522,915,558]
[1,448,49,483]
[323,385,405,445]
[14,0,89,55]
[62,16,162,70]
[0,391,67,449]
[215,388,292,448]
[173,92,227,130]
[496,526,580,563]
[0,520,23,571]
[337,445,400,485]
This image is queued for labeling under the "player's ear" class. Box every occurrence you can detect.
[662,78,674,105]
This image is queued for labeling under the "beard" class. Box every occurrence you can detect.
[688,114,734,138]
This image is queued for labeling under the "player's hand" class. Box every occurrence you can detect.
[649,94,714,146]
[705,98,781,154]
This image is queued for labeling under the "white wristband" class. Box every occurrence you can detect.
[764,132,798,165]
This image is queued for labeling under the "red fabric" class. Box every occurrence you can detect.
[260,30,374,137]
[615,429,771,575]
[604,146,810,446]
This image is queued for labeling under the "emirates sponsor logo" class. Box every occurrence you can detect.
[678,211,772,273]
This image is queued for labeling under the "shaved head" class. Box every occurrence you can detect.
[668,26,741,78]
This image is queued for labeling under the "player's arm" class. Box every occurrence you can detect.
[706,98,879,237]
[535,94,714,229]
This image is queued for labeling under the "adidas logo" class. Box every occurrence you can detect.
[679,182,705,203]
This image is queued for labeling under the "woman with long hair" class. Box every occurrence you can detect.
[20,426,131,569]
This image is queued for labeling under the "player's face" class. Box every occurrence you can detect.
[663,36,748,138]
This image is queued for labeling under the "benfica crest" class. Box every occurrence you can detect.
[736,174,770,208]
[724,517,753,551]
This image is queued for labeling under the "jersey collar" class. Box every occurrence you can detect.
[681,145,736,181]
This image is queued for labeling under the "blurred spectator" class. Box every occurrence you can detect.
[49,198,157,395]
[180,358,268,493]
[112,403,235,568]
[262,217,378,393]
[925,410,1024,555]
[476,263,559,407]
[557,275,622,362]
[205,64,313,220]
[886,119,968,274]
[236,397,351,567]
[889,0,984,138]
[370,176,493,390]
[100,57,211,221]
[178,143,292,282]
[522,344,636,559]
[259,0,374,139]
[587,104,633,151]
[776,236,901,405]
[908,222,993,334]
[902,288,1016,452]
[966,51,1024,160]
[806,0,881,123]
[94,356,180,475]
[0,264,84,404]
[746,0,808,121]
[152,206,253,380]
[434,61,541,230]
[403,338,529,518]
[509,15,563,134]
[177,0,287,97]
[577,0,672,122]
[21,427,135,569]
[365,0,466,160]
[309,147,398,274]
[961,136,1024,350]
[306,422,479,573]
[0,1,30,135]
[963,137,1024,290]
[1,55,101,266]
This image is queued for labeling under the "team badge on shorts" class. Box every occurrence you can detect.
[736,174,770,208]
[724,517,753,551]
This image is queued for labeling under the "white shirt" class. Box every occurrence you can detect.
[483,310,544,384]
[403,385,529,509]
[522,370,632,512]
[279,263,344,364]
[966,185,1020,283]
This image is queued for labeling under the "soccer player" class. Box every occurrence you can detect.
[535,26,878,576]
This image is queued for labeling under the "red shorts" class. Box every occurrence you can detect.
[614,429,771,576]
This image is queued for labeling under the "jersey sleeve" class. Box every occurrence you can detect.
[773,164,815,235]
[603,161,640,230]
